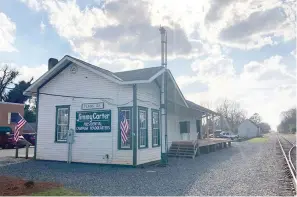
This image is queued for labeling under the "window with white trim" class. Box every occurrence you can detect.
[138,107,148,148]
[118,107,132,149]
[152,110,160,147]
[55,106,70,142]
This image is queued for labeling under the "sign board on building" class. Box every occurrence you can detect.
[81,102,104,110]
[76,110,111,133]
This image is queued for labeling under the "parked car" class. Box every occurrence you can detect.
[0,133,13,149]
[220,132,239,140]
[16,136,32,148]
[23,134,35,146]
[2,135,31,149]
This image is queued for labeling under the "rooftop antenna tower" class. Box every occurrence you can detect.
[159,26,168,165]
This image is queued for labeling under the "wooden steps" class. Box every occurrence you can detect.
[168,141,198,159]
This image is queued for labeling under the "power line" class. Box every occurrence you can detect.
[2,86,159,107]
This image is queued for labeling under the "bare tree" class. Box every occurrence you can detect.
[216,99,247,133]
[0,64,19,101]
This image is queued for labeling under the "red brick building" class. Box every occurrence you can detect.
[0,102,24,133]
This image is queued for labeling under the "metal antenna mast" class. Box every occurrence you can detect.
[159,26,168,164]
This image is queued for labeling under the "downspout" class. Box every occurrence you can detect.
[132,84,137,166]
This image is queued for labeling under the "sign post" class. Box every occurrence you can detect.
[67,129,75,164]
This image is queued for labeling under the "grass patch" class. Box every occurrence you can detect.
[31,187,84,196]
[248,137,268,143]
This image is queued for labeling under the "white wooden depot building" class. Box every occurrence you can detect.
[237,119,262,138]
[25,55,217,166]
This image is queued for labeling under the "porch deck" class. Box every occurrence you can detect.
[172,138,231,147]
[170,138,232,157]
[198,138,231,147]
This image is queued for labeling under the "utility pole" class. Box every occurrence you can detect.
[160,26,168,165]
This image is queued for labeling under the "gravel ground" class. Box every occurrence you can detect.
[0,157,28,167]
[0,147,34,158]
[0,133,286,196]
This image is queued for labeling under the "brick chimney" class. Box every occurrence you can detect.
[48,58,58,70]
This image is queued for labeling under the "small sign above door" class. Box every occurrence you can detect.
[81,102,104,110]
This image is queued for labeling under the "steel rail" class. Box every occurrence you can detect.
[277,134,296,191]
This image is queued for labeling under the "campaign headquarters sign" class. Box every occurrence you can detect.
[76,110,111,133]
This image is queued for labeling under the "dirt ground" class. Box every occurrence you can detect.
[0,176,60,196]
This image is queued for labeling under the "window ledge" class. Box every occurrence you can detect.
[118,147,132,150]
[55,141,67,143]
[152,145,160,148]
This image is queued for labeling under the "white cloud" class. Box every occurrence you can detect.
[1,62,47,83]
[40,20,46,33]
[43,0,117,39]
[184,55,296,130]
[191,54,235,83]
[91,57,145,72]
[291,49,296,59]
[20,0,43,11]
[0,12,17,52]
[20,0,195,61]
[176,75,199,88]
[19,0,295,64]
[16,64,47,82]
[150,0,295,50]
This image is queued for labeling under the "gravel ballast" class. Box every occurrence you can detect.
[0,133,285,196]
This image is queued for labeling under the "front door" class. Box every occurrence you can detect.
[196,120,201,139]
[180,121,190,140]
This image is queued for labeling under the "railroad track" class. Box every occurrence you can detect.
[277,134,296,195]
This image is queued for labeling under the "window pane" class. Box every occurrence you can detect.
[152,111,159,146]
[139,109,147,147]
[56,107,69,141]
[119,108,132,149]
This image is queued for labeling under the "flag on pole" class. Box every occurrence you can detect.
[120,112,129,144]
[10,113,27,142]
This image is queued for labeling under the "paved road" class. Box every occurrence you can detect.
[0,134,287,195]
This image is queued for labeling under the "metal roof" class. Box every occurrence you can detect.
[186,100,218,115]
[67,56,123,81]
[114,66,164,81]
[68,56,164,82]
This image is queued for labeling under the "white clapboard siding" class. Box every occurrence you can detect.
[37,63,133,165]
[238,120,258,138]
[137,83,161,164]
[167,110,201,147]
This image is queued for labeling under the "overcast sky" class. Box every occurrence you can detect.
[0,0,296,129]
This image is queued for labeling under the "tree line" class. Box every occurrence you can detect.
[203,99,271,134]
[277,107,296,133]
[0,64,36,122]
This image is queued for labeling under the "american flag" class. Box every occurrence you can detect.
[120,112,129,144]
[10,113,27,142]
